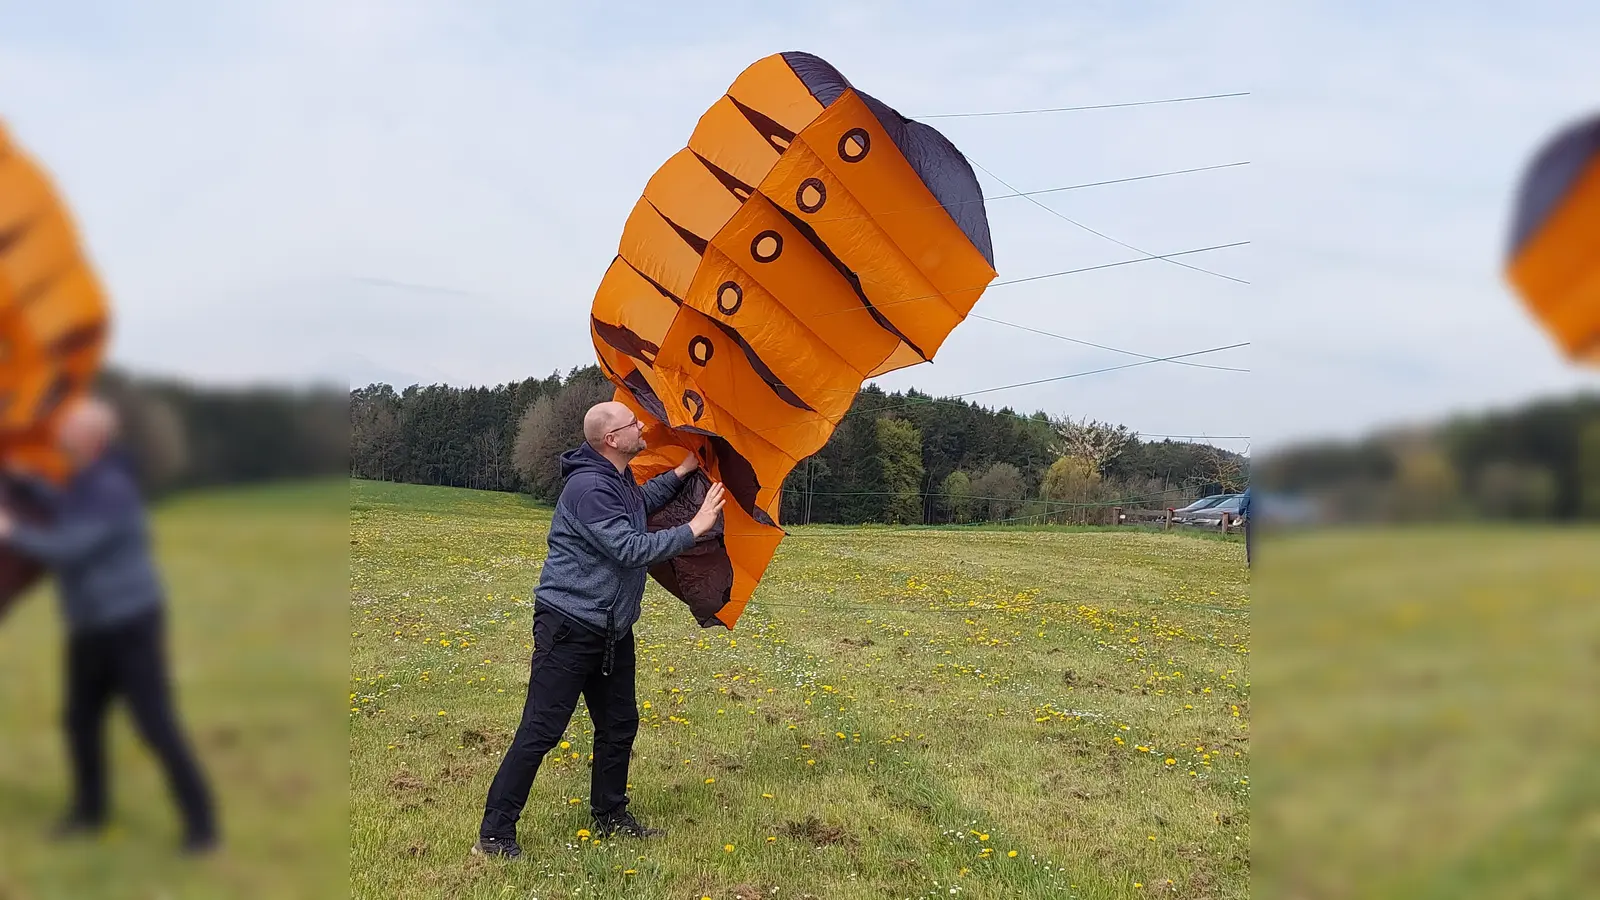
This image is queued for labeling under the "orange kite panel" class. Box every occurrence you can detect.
[589,52,996,629]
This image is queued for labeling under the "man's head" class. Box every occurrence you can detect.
[583,400,646,462]
[54,394,119,468]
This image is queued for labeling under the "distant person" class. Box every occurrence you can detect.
[1240,486,1254,567]
[474,400,724,859]
[0,396,217,855]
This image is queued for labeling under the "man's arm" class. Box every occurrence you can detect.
[3,470,64,512]
[574,481,696,569]
[639,471,684,516]
[1,516,122,567]
[0,462,141,567]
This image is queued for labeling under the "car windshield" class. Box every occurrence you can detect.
[1184,496,1229,510]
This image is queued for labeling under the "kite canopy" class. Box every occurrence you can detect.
[589,51,996,629]
[0,120,111,615]
[1506,111,1600,364]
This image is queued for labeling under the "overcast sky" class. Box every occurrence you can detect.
[3,1,1596,453]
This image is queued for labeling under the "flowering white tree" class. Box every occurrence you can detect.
[1051,416,1135,476]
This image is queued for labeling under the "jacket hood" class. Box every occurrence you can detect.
[559,441,625,481]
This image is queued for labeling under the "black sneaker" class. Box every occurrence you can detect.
[471,834,523,859]
[49,814,103,840]
[181,831,220,857]
[593,809,663,839]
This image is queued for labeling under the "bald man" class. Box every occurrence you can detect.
[474,400,725,858]
[0,396,217,854]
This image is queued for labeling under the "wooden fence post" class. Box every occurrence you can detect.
[1112,506,1123,526]
[1163,509,1173,531]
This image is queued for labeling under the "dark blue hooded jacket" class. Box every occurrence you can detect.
[3,446,164,634]
[534,442,695,644]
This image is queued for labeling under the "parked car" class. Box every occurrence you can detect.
[1169,494,1236,516]
[1177,494,1245,526]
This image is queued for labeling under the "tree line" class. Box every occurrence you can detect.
[1256,390,1600,521]
[89,367,347,499]
[350,365,1248,526]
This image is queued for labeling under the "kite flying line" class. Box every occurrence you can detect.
[916,90,1250,119]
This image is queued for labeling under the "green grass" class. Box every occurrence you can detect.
[0,480,348,900]
[349,480,1251,899]
[1253,525,1600,899]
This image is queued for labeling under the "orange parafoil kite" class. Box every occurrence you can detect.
[0,119,112,613]
[589,52,996,629]
[1506,111,1600,363]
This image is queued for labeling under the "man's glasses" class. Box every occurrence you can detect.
[605,418,643,438]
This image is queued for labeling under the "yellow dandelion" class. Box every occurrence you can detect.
[560,741,571,750]
[1008,850,1018,858]
[724,843,735,853]
[576,828,590,839]
[704,777,715,784]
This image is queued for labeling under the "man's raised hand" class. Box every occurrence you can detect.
[689,482,726,538]
[674,451,700,479]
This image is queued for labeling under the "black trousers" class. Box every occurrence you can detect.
[64,607,216,841]
[480,607,639,839]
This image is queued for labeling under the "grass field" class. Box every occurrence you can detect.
[1253,525,1600,899]
[349,480,1252,900]
[0,481,347,900]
